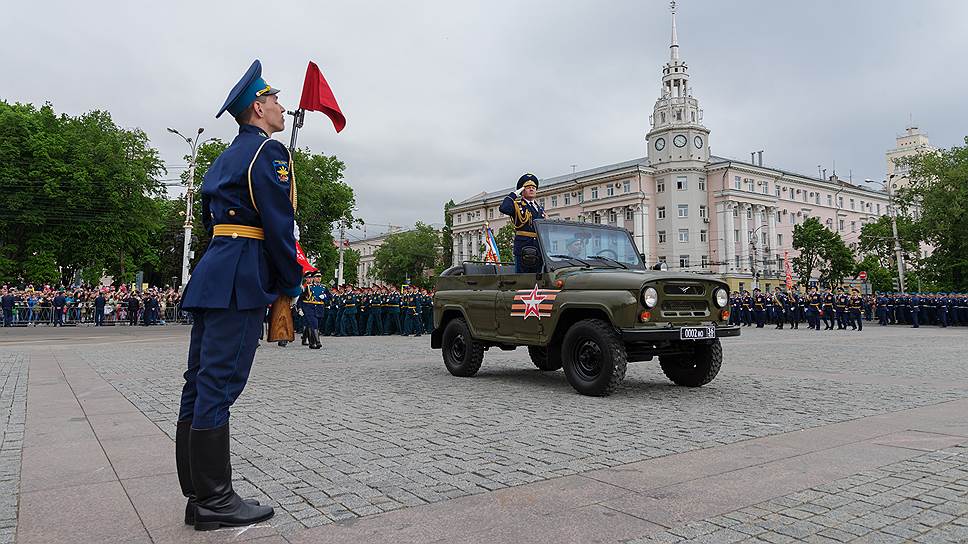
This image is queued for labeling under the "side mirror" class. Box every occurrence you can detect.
[520,246,540,269]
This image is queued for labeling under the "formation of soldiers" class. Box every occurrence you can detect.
[728,286,968,330]
[281,273,435,348]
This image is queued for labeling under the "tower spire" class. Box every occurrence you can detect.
[670,0,679,61]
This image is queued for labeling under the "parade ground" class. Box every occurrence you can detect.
[0,325,966,544]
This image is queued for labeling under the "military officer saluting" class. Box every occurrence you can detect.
[176,60,303,530]
[499,173,545,273]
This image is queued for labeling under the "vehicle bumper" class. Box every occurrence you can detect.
[619,324,741,342]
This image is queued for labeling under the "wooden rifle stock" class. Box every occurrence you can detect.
[267,296,294,342]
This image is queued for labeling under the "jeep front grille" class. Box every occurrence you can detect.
[660,300,709,318]
[663,283,705,296]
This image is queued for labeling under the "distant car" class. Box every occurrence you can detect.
[431,220,739,396]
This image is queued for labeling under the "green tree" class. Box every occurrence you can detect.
[853,255,893,293]
[342,248,360,285]
[373,223,440,287]
[895,137,968,290]
[792,217,855,287]
[494,223,514,263]
[858,215,921,275]
[0,101,165,286]
[440,200,455,270]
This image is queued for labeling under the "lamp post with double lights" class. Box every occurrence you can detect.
[862,174,906,293]
[167,127,212,290]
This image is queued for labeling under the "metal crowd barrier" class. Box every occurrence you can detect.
[3,301,192,326]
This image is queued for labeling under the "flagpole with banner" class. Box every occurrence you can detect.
[269,60,346,342]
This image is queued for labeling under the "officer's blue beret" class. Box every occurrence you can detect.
[217,59,280,119]
[517,173,539,190]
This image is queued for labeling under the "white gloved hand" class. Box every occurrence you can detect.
[293,222,301,241]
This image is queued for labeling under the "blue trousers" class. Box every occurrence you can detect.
[178,301,263,429]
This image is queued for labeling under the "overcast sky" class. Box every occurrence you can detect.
[4,1,966,242]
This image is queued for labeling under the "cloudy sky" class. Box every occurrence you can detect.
[4,0,966,241]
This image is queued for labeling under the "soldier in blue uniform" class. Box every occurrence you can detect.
[93,290,106,326]
[499,173,545,273]
[341,287,359,336]
[52,290,66,326]
[383,289,402,335]
[752,288,766,328]
[176,60,302,530]
[298,273,322,349]
[848,288,863,331]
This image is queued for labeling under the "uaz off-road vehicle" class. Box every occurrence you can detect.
[431,220,739,396]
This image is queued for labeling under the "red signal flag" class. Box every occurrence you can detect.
[298,61,346,133]
[295,241,317,273]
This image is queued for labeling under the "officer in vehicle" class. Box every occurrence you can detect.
[499,173,545,273]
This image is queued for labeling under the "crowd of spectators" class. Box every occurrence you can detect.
[0,284,185,327]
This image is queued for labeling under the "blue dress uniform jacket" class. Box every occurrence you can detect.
[181,124,303,311]
[499,193,545,273]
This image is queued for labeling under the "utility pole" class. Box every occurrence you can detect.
[887,175,906,292]
[337,221,345,286]
[168,127,210,291]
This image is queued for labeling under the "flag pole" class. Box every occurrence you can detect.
[288,108,305,154]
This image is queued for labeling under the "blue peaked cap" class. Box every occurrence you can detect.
[216,59,280,119]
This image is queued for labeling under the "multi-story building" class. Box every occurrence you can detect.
[886,124,935,191]
[348,230,406,287]
[449,3,893,291]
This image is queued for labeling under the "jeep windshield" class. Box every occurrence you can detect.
[536,221,645,271]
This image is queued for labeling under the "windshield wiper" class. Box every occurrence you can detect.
[586,256,629,269]
[548,254,592,267]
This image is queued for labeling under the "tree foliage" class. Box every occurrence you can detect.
[373,223,440,287]
[895,137,968,290]
[791,217,855,287]
[0,101,165,285]
[494,222,514,264]
[858,215,920,275]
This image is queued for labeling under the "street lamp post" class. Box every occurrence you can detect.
[749,224,768,289]
[862,175,906,292]
[167,127,210,290]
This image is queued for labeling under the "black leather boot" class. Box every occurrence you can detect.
[178,420,260,525]
[309,328,321,349]
[190,424,273,531]
[301,328,309,345]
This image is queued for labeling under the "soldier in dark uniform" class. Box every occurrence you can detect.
[499,173,545,273]
[52,290,66,327]
[752,288,766,328]
[1,289,17,327]
[298,273,322,349]
[93,290,106,326]
[176,60,301,530]
[833,287,848,330]
[421,288,434,333]
[909,293,921,328]
[771,287,787,330]
[740,290,753,326]
[806,286,821,330]
[383,288,402,335]
[820,287,835,330]
[848,288,863,331]
[341,286,359,336]
[728,291,740,326]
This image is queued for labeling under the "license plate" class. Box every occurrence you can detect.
[680,326,716,340]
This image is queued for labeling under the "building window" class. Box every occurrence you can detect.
[735,255,741,268]
[734,229,739,242]
[838,196,843,208]
[677,204,689,218]
[594,212,601,224]
[777,233,782,247]
[746,179,755,192]
[849,198,855,210]
[623,180,631,193]
[747,208,752,219]
[564,194,571,205]
[456,214,461,224]
[876,203,881,214]
[802,191,808,203]
[815,193,821,205]
[790,214,795,225]
[850,221,856,232]
[678,229,689,242]
[699,205,708,219]
[550,195,558,208]
[679,255,689,268]
[658,231,667,243]
[700,230,707,242]
[657,206,666,219]
[578,192,584,203]
[591,187,599,200]
[657,179,665,193]
[839,219,845,231]
[609,210,617,224]
[660,112,666,123]
[625,208,634,221]
[607,185,615,197]
[677,176,688,190]
[776,210,781,222]
[538,198,545,208]
[775,185,781,197]
[488,208,494,219]
[698,178,706,191]
[701,255,709,267]
[734,176,742,190]
[762,182,769,195]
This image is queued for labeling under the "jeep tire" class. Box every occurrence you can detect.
[659,339,722,387]
[528,346,562,371]
[561,319,627,396]
[441,317,485,377]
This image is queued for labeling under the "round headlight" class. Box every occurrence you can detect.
[642,287,658,308]
[714,287,728,308]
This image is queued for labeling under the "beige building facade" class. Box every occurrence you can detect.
[449,4,894,291]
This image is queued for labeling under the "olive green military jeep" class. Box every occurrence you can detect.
[431,220,739,396]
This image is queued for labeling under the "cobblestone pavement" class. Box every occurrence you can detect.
[0,353,27,544]
[628,443,968,544]
[50,324,965,537]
